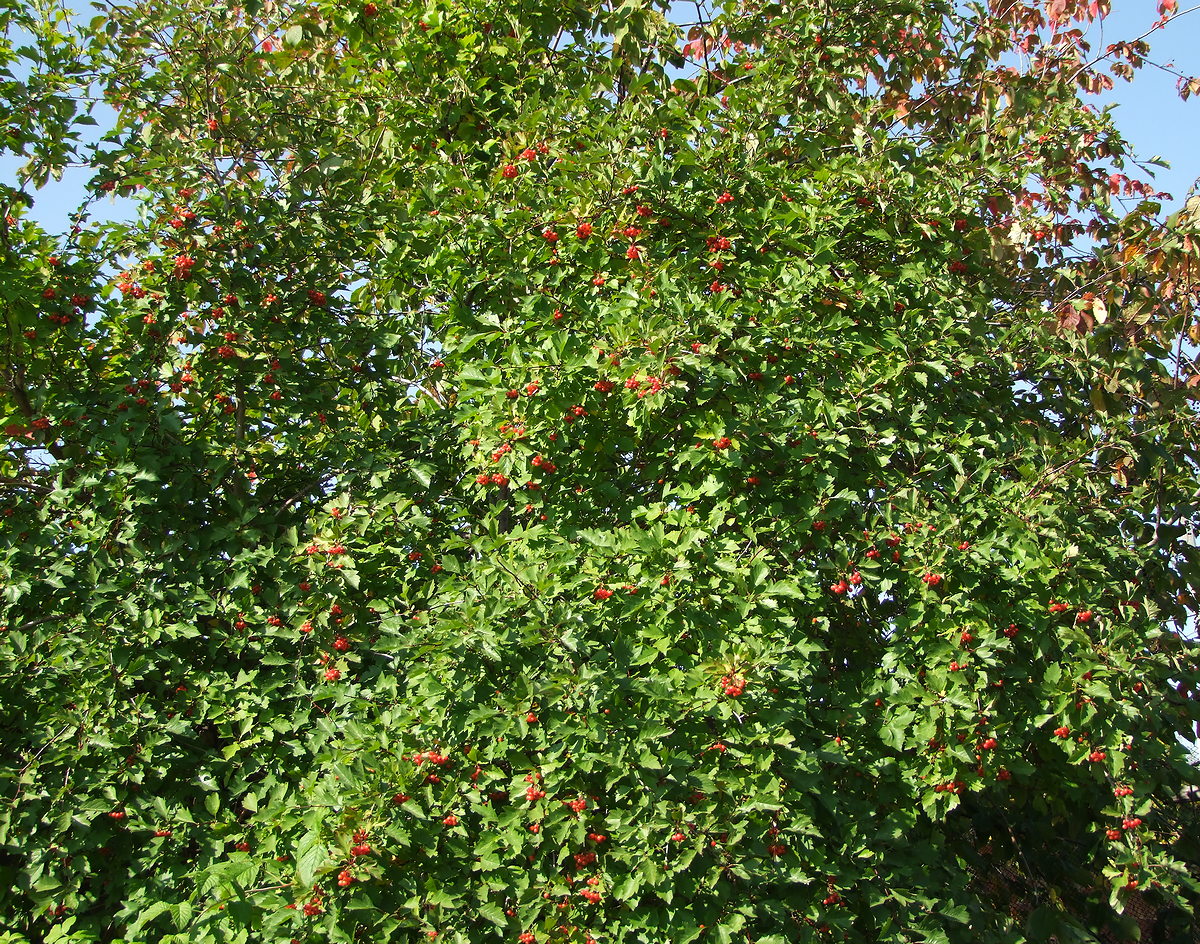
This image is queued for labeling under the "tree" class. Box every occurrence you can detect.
[2,0,1199,941]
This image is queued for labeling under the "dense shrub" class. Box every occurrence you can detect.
[2,0,1198,941]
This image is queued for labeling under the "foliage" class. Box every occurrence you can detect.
[2,0,1199,941]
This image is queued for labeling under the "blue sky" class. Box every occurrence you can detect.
[2,1,1197,233]
[1091,2,1199,211]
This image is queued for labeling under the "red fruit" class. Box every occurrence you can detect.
[333,636,350,651]
[1088,750,1107,763]
[324,667,341,681]
[1054,726,1070,739]
[337,869,354,887]
[154,829,172,837]
[671,831,685,842]
[593,587,613,600]
[1076,610,1093,623]
[1106,828,1122,840]
[502,164,518,179]
[767,843,787,856]
[235,841,250,852]
[1122,817,1142,830]
[443,815,458,826]
[108,811,125,819]
[980,737,997,750]
[351,843,371,856]
[576,222,593,238]
[519,933,536,944]
[363,2,378,14]
[526,712,538,723]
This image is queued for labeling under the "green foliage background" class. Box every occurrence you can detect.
[2,0,1199,941]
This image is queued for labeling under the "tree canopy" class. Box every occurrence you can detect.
[2,0,1199,942]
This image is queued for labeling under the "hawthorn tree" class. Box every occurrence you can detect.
[2,0,1200,941]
